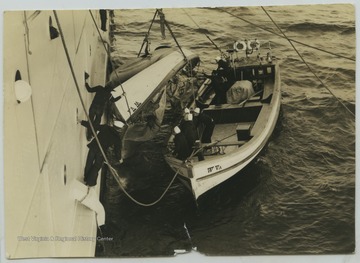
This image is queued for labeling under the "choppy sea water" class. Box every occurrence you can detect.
[98,4,355,257]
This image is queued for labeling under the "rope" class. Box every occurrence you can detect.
[157,10,187,61]
[182,9,227,58]
[188,132,238,159]
[217,8,355,62]
[54,10,178,207]
[23,11,41,170]
[88,10,132,120]
[137,9,158,57]
[261,7,355,118]
[107,165,180,207]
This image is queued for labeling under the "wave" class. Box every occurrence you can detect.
[286,22,354,33]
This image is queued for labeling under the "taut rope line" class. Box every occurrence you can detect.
[261,7,355,118]
[218,7,355,62]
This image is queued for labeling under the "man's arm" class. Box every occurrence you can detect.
[85,83,104,93]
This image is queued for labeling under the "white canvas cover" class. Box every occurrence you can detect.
[226,80,255,104]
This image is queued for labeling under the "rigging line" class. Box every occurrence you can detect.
[188,132,238,159]
[137,9,158,57]
[88,10,132,121]
[181,9,226,57]
[53,10,116,186]
[54,11,175,207]
[217,8,355,62]
[158,10,187,60]
[23,11,41,170]
[261,6,355,118]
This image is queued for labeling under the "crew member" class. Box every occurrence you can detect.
[181,113,198,150]
[173,126,191,160]
[193,107,215,143]
[84,73,121,140]
[81,120,124,187]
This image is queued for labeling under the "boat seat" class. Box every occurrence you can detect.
[202,140,247,147]
[250,104,270,136]
[261,80,274,102]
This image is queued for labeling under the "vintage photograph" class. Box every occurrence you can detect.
[2,2,355,261]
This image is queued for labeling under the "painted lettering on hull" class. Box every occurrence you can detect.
[207,165,222,173]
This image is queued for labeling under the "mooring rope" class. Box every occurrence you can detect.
[261,6,355,118]
[218,7,355,62]
[54,10,178,207]
[107,165,180,207]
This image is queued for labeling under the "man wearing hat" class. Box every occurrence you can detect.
[81,120,125,186]
[193,107,215,143]
[84,72,122,140]
[173,126,191,160]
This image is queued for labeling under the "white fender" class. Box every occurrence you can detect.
[14,80,32,103]
[233,40,246,51]
[70,180,105,226]
[248,39,260,50]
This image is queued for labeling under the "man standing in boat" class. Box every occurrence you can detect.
[172,126,191,161]
[84,72,121,140]
[81,120,125,187]
[181,113,198,150]
[193,107,215,143]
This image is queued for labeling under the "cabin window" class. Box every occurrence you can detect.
[49,16,59,40]
[258,69,264,75]
[267,67,272,74]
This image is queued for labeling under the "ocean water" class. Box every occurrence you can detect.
[98,4,355,257]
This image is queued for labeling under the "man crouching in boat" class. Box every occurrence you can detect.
[80,120,125,186]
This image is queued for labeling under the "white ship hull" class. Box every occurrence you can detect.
[4,10,109,258]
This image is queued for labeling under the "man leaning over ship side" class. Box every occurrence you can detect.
[81,120,125,187]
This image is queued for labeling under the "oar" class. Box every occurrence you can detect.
[239,88,264,108]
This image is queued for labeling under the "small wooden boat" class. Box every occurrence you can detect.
[164,40,281,200]
[111,47,200,158]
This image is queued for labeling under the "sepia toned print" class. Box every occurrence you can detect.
[3,4,355,259]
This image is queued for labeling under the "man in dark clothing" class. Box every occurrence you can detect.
[173,126,191,160]
[181,113,198,151]
[81,120,124,186]
[85,73,121,139]
[99,10,107,32]
[193,107,215,143]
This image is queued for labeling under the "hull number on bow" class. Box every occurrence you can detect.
[207,165,222,173]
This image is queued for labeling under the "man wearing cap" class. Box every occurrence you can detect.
[84,72,121,140]
[193,107,215,143]
[173,126,191,160]
[81,120,125,187]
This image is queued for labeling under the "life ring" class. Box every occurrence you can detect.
[247,39,260,50]
[233,40,246,51]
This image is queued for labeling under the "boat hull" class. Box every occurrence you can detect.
[165,62,281,199]
[4,10,109,258]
